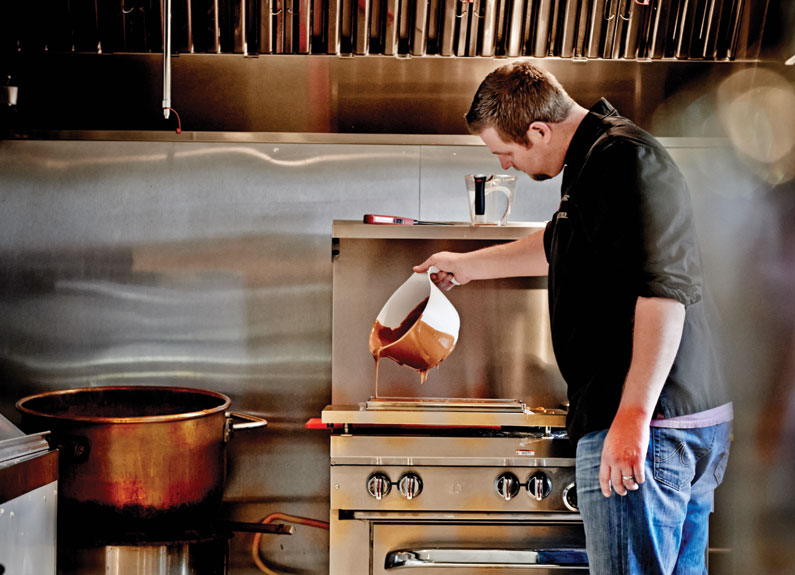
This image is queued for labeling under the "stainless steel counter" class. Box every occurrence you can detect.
[0,414,58,575]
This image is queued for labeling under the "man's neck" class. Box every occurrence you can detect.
[548,104,589,174]
[557,105,590,150]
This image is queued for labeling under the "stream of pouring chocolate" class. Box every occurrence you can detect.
[369,296,456,394]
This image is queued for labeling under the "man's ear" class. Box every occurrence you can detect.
[528,121,552,143]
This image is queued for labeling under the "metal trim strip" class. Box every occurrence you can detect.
[0,449,58,505]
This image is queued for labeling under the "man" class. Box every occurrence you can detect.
[414,62,733,575]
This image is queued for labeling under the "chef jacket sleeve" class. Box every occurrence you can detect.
[604,140,703,307]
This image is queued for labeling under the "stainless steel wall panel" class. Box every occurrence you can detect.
[3,54,767,137]
[0,133,765,574]
[332,233,566,406]
[418,145,562,224]
[0,139,426,575]
[0,482,58,575]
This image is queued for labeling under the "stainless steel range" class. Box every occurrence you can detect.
[323,400,585,573]
[325,221,586,574]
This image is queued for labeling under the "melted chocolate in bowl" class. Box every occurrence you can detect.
[370,296,457,386]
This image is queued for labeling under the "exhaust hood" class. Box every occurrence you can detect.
[9,0,768,59]
[0,0,791,136]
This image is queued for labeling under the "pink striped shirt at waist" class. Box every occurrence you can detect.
[649,402,734,429]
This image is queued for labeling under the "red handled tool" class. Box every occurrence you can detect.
[363,214,451,225]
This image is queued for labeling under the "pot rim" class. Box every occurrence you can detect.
[15,385,232,424]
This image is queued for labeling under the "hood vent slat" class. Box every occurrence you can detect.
[5,0,767,60]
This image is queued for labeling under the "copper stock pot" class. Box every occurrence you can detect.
[16,385,267,524]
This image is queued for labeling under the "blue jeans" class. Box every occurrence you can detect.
[576,423,731,575]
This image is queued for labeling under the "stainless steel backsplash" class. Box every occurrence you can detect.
[0,136,767,572]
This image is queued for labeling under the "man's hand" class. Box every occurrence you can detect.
[599,408,649,497]
[413,229,549,291]
[597,297,686,497]
[413,252,471,291]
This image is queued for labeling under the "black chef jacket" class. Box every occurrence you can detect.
[543,99,729,445]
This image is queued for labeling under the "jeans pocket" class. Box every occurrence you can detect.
[713,449,729,486]
[652,427,696,490]
[712,424,732,486]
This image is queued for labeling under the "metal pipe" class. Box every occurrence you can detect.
[328,0,342,53]
[602,0,619,58]
[299,0,312,52]
[162,0,172,119]
[456,0,470,56]
[467,0,481,56]
[412,0,429,55]
[481,0,498,56]
[261,0,275,53]
[533,0,552,57]
[384,0,400,54]
[586,0,605,58]
[574,0,590,57]
[439,0,456,55]
[559,0,579,57]
[505,0,524,56]
[356,0,371,53]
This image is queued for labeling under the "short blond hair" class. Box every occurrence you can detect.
[465,62,575,146]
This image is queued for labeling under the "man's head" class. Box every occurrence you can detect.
[465,62,575,146]
[466,62,581,181]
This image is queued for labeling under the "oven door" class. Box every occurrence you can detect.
[368,513,588,574]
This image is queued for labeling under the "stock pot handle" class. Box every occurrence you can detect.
[224,411,268,442]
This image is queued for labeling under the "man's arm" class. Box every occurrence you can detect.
[599,296,686,497]
[413,229,548,290]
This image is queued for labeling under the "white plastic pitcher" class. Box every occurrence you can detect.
[369,267,460,382]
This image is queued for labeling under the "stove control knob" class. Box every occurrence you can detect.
[397,473,423,500]
[495,472,521,501]
[367,473,392,500]
[526,472,552,501]
[563,482,578,511]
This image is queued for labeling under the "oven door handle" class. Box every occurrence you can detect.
[385,548,588,569]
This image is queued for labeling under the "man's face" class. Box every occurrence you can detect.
[478,126,558,182]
